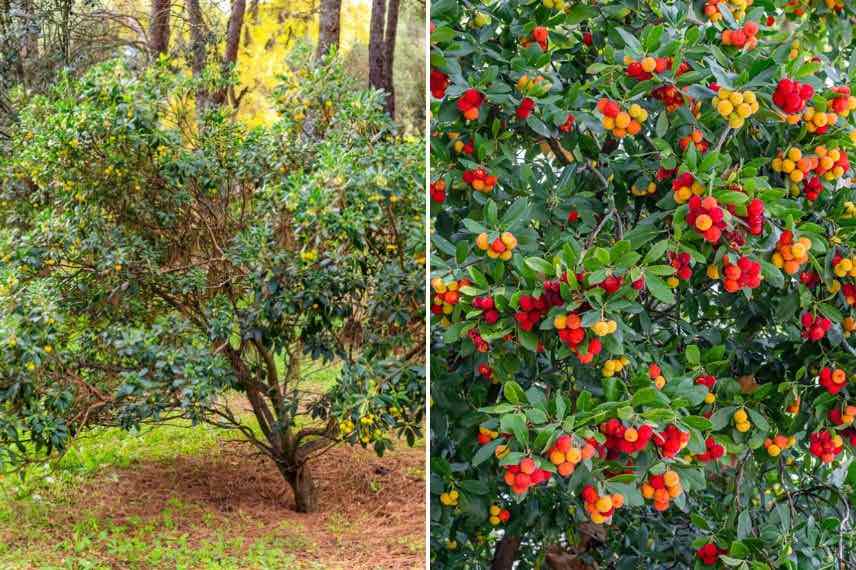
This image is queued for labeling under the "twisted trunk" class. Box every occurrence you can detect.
[280,462,319,513]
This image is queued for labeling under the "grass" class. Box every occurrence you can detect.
[0,363,425,570]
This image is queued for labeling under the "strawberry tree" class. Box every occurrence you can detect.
[430,0,856,568]
[0,49,425,513]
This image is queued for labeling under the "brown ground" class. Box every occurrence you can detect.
[27,443,425,569]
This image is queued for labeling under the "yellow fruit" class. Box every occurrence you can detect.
[717,100,734,116]
[733,409,748,423]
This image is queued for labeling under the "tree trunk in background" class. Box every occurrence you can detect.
[369,0,399,117]
[315,0,341,59]
[381,0,399,116]
[148,0,171,56]
[186,0,207,76]
[368,0,386,93]
[491,534,522,570]
[211,0,247,106]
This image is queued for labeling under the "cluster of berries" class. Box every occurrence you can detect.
[733,408,751,433]
[801,312,832,342]
[819,366,848,395]
[431,277,468,316]
[477,426,499,445]
[695,436,726,462]
[640,470,683,512]
[833,253,856,278]
[764,434,796,457]
[462,168,497,193]
[829,86,856,116]
[452,136,474,155]
[696,542,727,566]
[515,98,536,120]
[516,75,551,98]
[695,375,717,404]
[720,21,759,50]
[546,434,586,477]
[703,0,753,22]
[457,89,485,121]
[541,0,568,11]
[624,56,673,80]
[712,88,759,128]
[600,419,655,457]
[596,99,648,138]
[720,255,762,293]
[439,489,459,506]
[430,179,446,203]
[828,404,856,426]
[430,69,449,99]
[581,485,624,525]
[728,197,765,236]
[477,362,493,381]
[602,356,630,378]
[476,232,517,261]
[669,252,693,284]
[488,505,511,526]
[472,296,499,325]
[688,196,726,244]
[808,430,844,463]
[671,172,705,204]
[503,458,552,495]
[591,319,618,337]
[678,130,709,154]
[553,312,603,364]
[773,78,813,121]
[652,84,690,112]
[653,425,690,457]
[649,363,667,389]
[803,106,840,134]
[516,292,561,332]
[521,26,548,51]
[772,231,811,275]
[468,328,489,352]
[631,181,657,197]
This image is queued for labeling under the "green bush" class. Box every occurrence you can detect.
[0,47,425,513]
[430,0,856,568]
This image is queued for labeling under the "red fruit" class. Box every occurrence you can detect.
[567,209,579,223]
[430,179,446,203]
[559,113,575,132]
[532,26,549,51]
[516,97,536,120]
[582,31,593,46]
[430,69,449,99]
[477,363,492,379]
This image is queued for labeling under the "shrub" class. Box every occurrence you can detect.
[0,48,425,513]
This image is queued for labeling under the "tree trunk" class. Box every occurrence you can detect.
[491,534,522,570]
[281,462,319,513]
[368,0,386,93]
[381,0,399,116]
[315,0,341,59]
[210,0,247,106]
[186,0,207,76]
[148,0,171,56]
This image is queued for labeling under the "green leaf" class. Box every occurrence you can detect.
[504,381,527,405]
[685,344,700,366]
[644,273,676,304]
[500,413,529,447]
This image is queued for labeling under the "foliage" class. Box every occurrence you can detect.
[430,0,856,568]
[0,46,425,509]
